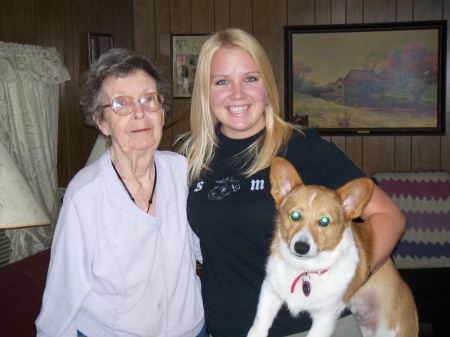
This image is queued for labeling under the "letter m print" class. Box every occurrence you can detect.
[250,179,265,191]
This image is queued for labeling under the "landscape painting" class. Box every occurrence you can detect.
[285,21,446,134]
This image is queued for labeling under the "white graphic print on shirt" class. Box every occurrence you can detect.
[193,177,266,200]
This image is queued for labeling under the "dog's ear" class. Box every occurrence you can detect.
[270,157,303,207]
[337,178,374,219]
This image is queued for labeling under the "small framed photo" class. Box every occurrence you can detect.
[285,20,447,135]
[171,34,209,98]
[87,32,114,66]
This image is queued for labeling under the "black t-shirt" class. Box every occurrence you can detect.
[187,128,365,337]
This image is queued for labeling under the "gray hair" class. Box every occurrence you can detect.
[79,48,172,129]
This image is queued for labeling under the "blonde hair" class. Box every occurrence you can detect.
[179,28,301,185]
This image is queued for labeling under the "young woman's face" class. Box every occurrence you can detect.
[209,47,267,139]
[97,70,164,155]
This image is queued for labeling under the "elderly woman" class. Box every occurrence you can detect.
[36,48,205,337]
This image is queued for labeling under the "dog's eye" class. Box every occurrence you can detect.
[319,217,330,227]
[290,211,301,221]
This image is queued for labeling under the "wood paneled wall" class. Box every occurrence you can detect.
[134,0,449,176]
[0,0,134,187]
[0,0,448,187]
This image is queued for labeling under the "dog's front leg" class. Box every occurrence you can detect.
[247,280,283,337]
[307,311,340,337]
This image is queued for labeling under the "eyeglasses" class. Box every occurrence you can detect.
[103,92,164,116]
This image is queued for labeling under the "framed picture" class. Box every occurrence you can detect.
[171,34,209,98]
[88,32,113,65]
[285,21,447,135]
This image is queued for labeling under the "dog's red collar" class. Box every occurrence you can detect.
[291,269,329,296]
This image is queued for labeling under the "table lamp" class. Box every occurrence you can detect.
[85,134,109,166]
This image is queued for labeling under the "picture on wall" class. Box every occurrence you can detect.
[285,21,447,135]
[171,34,209,98]
[87,32,113,65]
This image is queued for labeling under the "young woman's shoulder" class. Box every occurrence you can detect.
[286,127,329,152]
[284,127,365,188]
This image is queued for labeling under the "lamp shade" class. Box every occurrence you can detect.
[0,140,50,229]
[86,134,109,166]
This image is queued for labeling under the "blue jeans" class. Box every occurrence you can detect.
[197,323,207,337]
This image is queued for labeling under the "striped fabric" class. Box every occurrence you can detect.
[0,229,12,267]
[371,171,450,269]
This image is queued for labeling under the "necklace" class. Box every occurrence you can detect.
[111,160,157,213]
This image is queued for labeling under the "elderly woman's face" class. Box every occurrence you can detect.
[97,70,164,154]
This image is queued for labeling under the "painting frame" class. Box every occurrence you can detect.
[171,34,209,98]
[285,21,447,135]
[87,32,113,66]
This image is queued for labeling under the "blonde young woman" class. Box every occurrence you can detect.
[180,28,405,337]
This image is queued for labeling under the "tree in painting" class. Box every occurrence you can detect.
[292,60,312,92]
[381,43,438,103]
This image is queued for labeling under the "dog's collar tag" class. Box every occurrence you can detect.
[302,279,311,296]
[291,269,329,295]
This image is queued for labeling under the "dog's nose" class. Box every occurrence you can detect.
[294,241,310,255]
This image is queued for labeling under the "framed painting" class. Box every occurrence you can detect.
[87,32,113,65]
[171,34,209,98]
[285,21,447,135]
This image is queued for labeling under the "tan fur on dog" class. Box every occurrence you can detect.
[269,157,374,303]
[247,157,418,337]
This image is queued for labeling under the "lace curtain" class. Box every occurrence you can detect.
[0,42,70,262]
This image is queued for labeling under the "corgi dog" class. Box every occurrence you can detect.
[247,157,418,337]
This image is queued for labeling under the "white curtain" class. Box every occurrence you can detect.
[0,42,70,262]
